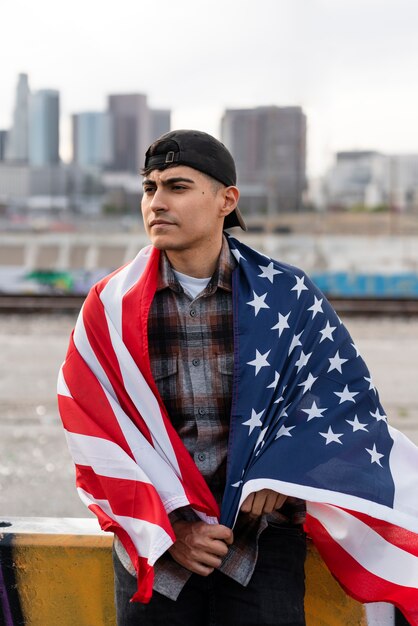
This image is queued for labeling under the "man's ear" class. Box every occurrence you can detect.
[219,186,240,219]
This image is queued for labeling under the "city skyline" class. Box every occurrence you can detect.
[3,0,418,177]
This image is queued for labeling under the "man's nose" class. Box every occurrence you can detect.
[149,188,167,212]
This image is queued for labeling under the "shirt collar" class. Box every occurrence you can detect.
[156,235,236,295]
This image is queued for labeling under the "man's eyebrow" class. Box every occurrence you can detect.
[142,176,196,187]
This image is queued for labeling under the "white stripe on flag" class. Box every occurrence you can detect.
[99,245,153,336]
[388,425,418,517]
[101,386,190,512]
[103,309,182,477]
[73,314,118,403]
[57,365,72,398]
[308,502,418,588]
[65,430,153,484]
[77,487,172,564]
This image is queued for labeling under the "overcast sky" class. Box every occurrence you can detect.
[2,0,418,176]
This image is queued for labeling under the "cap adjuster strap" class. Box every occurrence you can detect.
[165,151,175,163]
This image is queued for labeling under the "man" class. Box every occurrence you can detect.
[58,130,418,626]
[111,130,307,625]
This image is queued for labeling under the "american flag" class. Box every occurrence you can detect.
[58,236,418,622]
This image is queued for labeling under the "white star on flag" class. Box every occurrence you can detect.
[302,400,327,421]
[370,408,387,422]
[351,342,361,357]
[258,262,282,283]
[334,385,359,404]
[328,350,348,374]
[278,403,291,419]
[319,321,336,343]
[276,424,296,439]
[294,350,312,373]
[247,291,270,316]
[320,426,344,445]
[267,371,280,389]
[308,296,324,318]
[271,312,291,337]
[366,444,384,467]
[364,376,376,393]
[247,349,271,375]
[231,470,245,488]
[242,408,265,434]
[231,248,246,264]
[291,275,309,299]
[298,373,318,394]
[288,331,303,355]
[254,426,269,454]
[274,393,284,405]
[346,415,369,432]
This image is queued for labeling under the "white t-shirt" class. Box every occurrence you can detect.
[172,269,211,299]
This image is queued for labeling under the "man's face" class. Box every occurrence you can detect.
[141,165,227,252]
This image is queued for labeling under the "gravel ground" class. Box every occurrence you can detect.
[1,313,417,518]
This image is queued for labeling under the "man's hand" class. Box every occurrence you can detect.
[240,489,287,517]
[168,520,233,576]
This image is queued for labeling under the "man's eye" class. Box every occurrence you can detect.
[144,186,155,193]
[172,185,186,191]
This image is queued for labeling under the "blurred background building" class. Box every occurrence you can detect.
[4,73,30,164]
[324,151,418,212]
[29,89,60,167]
[221,105,307,215]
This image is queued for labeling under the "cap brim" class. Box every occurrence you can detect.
[224,206,247,231]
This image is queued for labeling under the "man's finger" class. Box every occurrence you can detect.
[205,523,234,544]
[274,493,288,510]
[240,493,255,514]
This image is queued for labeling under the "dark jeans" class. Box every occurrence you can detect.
[113,524,306,626]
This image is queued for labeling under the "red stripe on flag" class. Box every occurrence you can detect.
[306,512,418,625]
[341,507,418,557]
[82,286,154,445]
[88,503,155,603]
[120,247,220,519]
[60,338,135,459]
[76,464,174,536]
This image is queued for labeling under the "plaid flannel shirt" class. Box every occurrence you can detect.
[114,236,305,600]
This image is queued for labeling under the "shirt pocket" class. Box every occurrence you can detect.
[152,355,178,381]
[217,353,234,377]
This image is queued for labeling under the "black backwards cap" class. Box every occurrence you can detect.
[143,129,247,230]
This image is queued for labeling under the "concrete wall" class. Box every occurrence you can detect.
[0,517,397,626]
[1,232,418,275]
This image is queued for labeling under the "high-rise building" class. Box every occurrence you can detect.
[221,106,307,214]
[0,131,8,161]
[5,73,30,163]
[108,94,149,173]
[29,89,60,166]
[107,94,170,173]
[72,112,113,168]
[150,109,171,143]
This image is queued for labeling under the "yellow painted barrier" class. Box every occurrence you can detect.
[0,517,367,625]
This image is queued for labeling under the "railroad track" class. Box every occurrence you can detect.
[1,293,418,316]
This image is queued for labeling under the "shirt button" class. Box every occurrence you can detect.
[198,408,206,415]
[192,358,200,366]
[190,309,197,317]
[197,452,206,462]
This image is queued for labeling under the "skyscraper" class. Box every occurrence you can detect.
[5,73,30,163]
[0,131,8,161]
[29,89,60,166]
[108,94,149,173]
[221,106,307,214]
[72,112,113,168]
[107,94,170,173]
[150,109,171,143]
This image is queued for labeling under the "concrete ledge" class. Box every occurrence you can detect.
[0,517,394,625]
